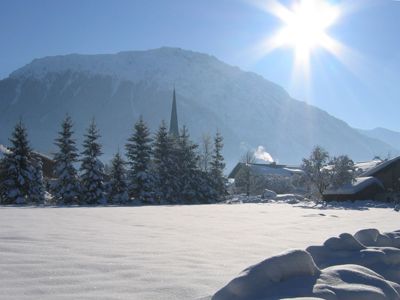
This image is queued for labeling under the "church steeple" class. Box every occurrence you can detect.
[169,87,179,137]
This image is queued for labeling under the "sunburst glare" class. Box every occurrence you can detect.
[252,0,346,79]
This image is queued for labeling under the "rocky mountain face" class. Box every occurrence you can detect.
[0,47,397,170]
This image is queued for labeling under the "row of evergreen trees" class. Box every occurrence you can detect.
[0,116,226,205]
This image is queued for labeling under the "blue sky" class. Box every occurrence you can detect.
[1,0,399,131]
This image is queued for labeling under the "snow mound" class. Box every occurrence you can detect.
[213,229,400,300]
[308,230,400,284]
[212,249,320,300]
[354,228,400,248]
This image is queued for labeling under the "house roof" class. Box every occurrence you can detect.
[361,156,400,177]
[228,162,303,178]
[324,176,384,196]
[354,159,383,173]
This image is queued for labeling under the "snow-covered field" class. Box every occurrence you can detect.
[0,203,398,300]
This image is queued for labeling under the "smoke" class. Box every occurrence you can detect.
[254,146,274,163]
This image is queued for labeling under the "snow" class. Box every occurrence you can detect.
[214,228,400,300]
[324,176,384,195]
[354,159,383,173]
[361,156,400,177]
[0,144,11,159]
[0,203,398,299]
[10,48,223,89]
[241,163,302,177]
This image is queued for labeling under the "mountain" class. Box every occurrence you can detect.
[357,127,400,155]
[0,47,397,170]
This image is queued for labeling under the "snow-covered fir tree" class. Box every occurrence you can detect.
[52,115,80,205]
[125,117,153,202]
[80,120,106,205]
[29,157,46,205]
[210,131,226,199]
[0,161,5,204]
[1,121,35,204]
[176,126,200,203]
[152,121,176,203]
[108,150,129,205]
[195,169,218,203]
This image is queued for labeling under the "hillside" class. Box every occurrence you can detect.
[358,127,400,155]
[0,47,396,169]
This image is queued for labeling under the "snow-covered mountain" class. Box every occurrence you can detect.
[357,127,400,154]
[0,47,397,169]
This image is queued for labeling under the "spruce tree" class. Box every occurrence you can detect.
[1,121,34,204]
[52,115,80,205]
[0,158,6,204]
[29,157,46,205]
[176,126,200,203]
[152,121,176,203]
[80,120,106,205]
[210,131,226,199]
[108,150,129,204]
[125,117,153,202]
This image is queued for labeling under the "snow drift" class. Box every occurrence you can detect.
[213,229,400,300]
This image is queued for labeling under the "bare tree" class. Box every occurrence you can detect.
[302,146,330,198]
[329,155,355,189]
[235,150,256,197]
[199,133,213,172]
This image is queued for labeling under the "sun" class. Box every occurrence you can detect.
[276,0,339,62]
[255,0,342,73]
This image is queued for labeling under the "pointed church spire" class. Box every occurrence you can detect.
[169,87,179,137]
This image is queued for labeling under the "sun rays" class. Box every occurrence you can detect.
[251,0,349,81]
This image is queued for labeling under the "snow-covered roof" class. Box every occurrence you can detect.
[322,159,383,173]
[0,145,53,162]
[361,156,400,177]
[0,144,11,159]
[229,163,303,178]
[250,164,294,176]
[354,159,383,173]
[324,176,384,196]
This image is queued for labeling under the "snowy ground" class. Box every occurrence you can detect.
[0,203,398,300]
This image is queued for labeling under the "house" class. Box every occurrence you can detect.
[323,156,400,201]
[32,152,56,179]
[0,145,56,179]
[228,162,304,195]
[228,162,303,179]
